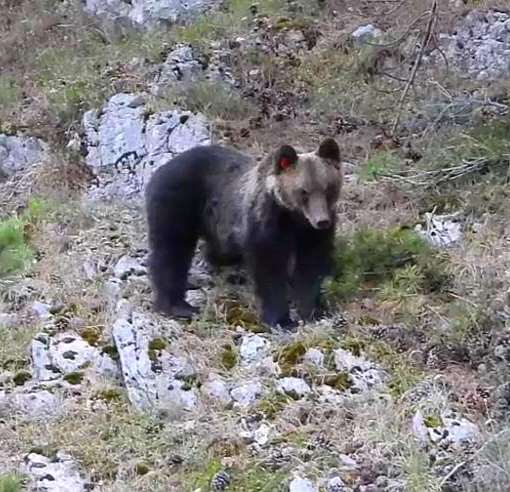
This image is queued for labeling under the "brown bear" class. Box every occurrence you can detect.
[145,138,343,329]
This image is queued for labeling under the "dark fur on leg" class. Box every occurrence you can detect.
[290,227,335,322]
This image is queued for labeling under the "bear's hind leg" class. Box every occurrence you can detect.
[148,231,199,320]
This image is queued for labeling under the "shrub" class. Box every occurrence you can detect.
[324,227,449,302]
[0,198,51,278]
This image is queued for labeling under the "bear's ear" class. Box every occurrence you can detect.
[274,145,298,173]
[317,138,340,163]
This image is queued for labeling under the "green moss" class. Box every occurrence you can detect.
[339,337,365,357]
[276,341,307,366]
[12,370,31,386]
[95,388,124,402]
[368,341,423,398]
[256,393,291,419]
[178,375,200,391]
[135,463,150,476]
[423,415,443,428]
[317,372,352,391]
[148,338,167,361]
[220,344,238,370]
[80,327,101,347]
[101,345,120,361]
[63,371,84,385]
[225,301,261,330]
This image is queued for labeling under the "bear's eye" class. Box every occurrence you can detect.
[299,188,309,201]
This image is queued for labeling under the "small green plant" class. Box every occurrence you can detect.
[63,371,84,385]
[168,80,255,121]
[0,474,24,492]
[230,465,287,491]
[220,344,238,370]
[188,458,223,490]
[0,75,22,110]
[13,370,31,386]
[360,151,402,181]
[324,227,449,303]
[0,197,53,278]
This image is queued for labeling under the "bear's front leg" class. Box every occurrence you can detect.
[247,240,296,330]
[291,229,334,322]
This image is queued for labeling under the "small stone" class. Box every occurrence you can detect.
[276,377,311,399]
[253,422,272,446]
[23,451,90,491]
[289,476,317,492]
[240,334,270,365]
[230,381,263,407]
[31,301,52,320]
[351,24,383,44]
[327,476,348,492]
[202,377,232,406]
[304,348,324,367]
[113,255,146,280]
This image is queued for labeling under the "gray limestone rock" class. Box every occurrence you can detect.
[230,381,264,408]
[0,387,63,420]
[83,0,219,31]
[0,134,48,179]
[276,377,311,399]
[112,307,199,415]
[23,452,90,492]
[83,93,210,201]
[30,332,119,383]
[428,10,510,81]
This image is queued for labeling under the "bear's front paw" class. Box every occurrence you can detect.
[262,312,297,331]
[155,299,198,320]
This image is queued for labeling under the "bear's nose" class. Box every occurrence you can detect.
[316,219,331,229]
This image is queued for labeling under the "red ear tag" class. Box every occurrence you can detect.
[279,157,293,170]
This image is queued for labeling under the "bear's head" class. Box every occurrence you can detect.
[267,138,343,230]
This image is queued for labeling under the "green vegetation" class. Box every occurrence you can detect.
[324,226,450,303]
[162,80,255,121]
[0,325,37,372]
[230,466,286,491]
[360,151,402,181]
[220,344,238,370]
[0,198,53,278]
[0,75,21,110]
[148,337,168,361]
[63,371,84,385]
[0,474,24,492]
[13,370,31,386]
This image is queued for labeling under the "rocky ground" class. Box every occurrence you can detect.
[1,0,510,490]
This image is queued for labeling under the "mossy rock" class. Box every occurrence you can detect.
[135,463,150,476]
[223,299,262,331]
[256,393,291,419]
[63,371,84,385]
[101,345,120,361]
[80,326,102,347]
[276,341,307,366]
[13,370,31,386]
[424,414,443,428]
[95,388,124,402]
[220,344,238,370]
[316,372,352,391]
[148,337,167,361]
